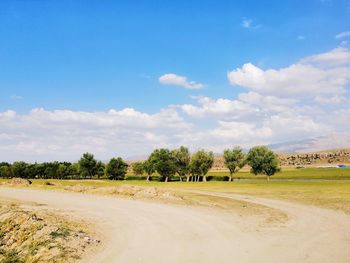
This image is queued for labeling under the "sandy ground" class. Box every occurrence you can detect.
[1,187,350,263]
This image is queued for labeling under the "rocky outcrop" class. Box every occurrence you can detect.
[212,148,350,168]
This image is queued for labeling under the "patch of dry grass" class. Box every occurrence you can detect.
[0,199,99,263]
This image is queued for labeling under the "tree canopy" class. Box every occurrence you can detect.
[132,162,144,176]
[78,153,98,179]
[149,148,177,182]
[189,150,214,182]
[172,146,191,182]
[246,146,280,180]
[223,146,246,181]
[106,157,128,180]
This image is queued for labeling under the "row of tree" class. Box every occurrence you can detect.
[0,146,280,181]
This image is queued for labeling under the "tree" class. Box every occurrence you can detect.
[0,163,12,178]
[106,157,128,180]
[57,163,72,179]
[172,146,190,182]
[11,161,28,178]
[189,150,214,182]
[223,146,246,181]
[142,159,155,181]
[78,153,98,179]
[132,162,144,176]
[68,163,80,179]
[246,146,280,181]
[96,161,105,179]
[149,148,177,182]
[44,162,60,179]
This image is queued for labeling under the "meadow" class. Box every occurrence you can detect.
[2,167,350,214]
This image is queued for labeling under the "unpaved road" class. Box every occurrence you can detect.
[1,187,350,263]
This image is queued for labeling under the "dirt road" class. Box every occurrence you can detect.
[1,187,350,263]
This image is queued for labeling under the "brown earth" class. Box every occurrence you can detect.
[1,187,350,262]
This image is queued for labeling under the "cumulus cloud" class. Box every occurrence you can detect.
[180,92,296,121]
[0,108,193,162]
[227,47,350,98]
[159,73,204,89]
[300,47,350,66]
[336,31,350,39]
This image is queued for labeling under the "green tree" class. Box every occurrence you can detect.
[246,146,280,181]
[57,163,72,179]
[11,161,28,178]
[106,157,128,180]
[44,162,60,179]
[149,148,177,182]
[96,161,105,179]
[142,159,155,181]
[189,150,214,182]
[78,153,98,179]
[0,163,12,178]
[223,146,246,181]
[172,146,191,182]
[132,162,144,176]
[68,163,80,179]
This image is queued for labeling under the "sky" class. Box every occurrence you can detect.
[0,0,350,162]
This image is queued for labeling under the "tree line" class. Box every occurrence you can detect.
[0,146,280,181]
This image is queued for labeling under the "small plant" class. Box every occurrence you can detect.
[0,249,24,263]
[50,225,71,239]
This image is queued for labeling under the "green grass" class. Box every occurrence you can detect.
[2,168,350,214]
[206,167,350,180]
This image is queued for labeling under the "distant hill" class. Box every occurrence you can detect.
[268,133,350,153]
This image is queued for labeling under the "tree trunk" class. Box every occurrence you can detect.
[179,175,182,182]
[186,176,190,182]
[267,176,270,182]
[165,176,168,182]
[203,175,206,182]
[228,175,232,182]
[146,175,150,181]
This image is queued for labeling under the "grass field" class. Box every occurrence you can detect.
[207,167,350,180]
[1,167,350,214]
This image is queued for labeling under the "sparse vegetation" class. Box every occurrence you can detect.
[0,201,99,263]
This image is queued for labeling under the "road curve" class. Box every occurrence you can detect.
[1,187,350,263]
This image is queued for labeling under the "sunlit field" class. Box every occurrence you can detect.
[2,168,350,214]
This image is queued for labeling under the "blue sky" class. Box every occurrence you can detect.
[0,0,350,161]
[1,0,349,112]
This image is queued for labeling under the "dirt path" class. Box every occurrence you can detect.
[1,187,350,263]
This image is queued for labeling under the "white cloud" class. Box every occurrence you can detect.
[181,92,296,121]
[227,47,350,98]
[0,107,193,162]
[159,73,204,89]
[241,18,252,28]
[300,47,350,66]
[297,35,305,40]
[241,18,261,29]
[335,31,350,39]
